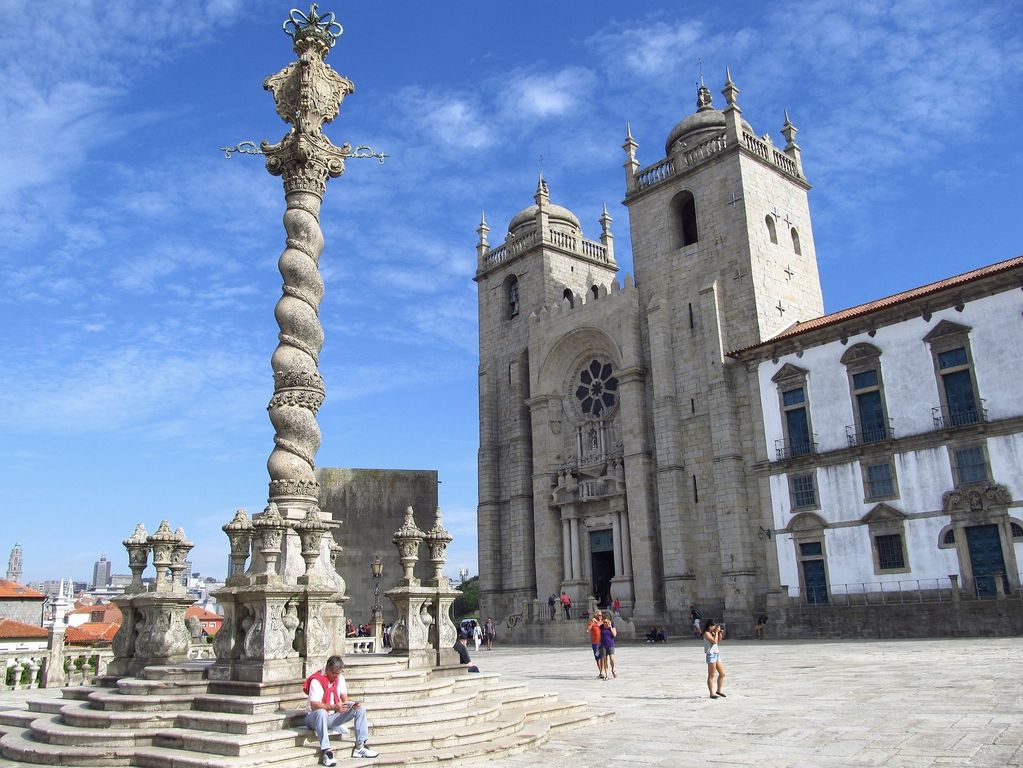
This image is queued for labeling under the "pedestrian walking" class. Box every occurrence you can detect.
[690,605,702,637]
[600,612,618,679]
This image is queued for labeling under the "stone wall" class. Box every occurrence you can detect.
[770,600,1023,639]
[316,468,438,626]
[0,599,44,626]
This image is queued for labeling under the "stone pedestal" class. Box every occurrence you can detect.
[385,584,436,668]
[108,593,195,677]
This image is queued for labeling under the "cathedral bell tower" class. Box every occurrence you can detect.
[621,71,825,624]
[474,175,619,620]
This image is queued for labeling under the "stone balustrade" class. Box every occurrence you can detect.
[632,130,802,195]
[481,228,609,274]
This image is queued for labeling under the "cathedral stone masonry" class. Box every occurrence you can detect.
[477,73,825,634]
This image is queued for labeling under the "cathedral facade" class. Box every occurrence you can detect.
[474,74,1023,632]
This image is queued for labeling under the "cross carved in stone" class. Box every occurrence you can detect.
[776,300,786,316]
[733,267,747,282]
[728,191,744,208]
[784,213,794,228]
[784,264,794,281]
[771,206,781,219]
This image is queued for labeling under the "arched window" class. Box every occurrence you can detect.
[563,288,574,308]
[505,275,519,319]
[590,285,599,300]
[766,215,778,244]
[791,227,801,255]
[669,190,698,248]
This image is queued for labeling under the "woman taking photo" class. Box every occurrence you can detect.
[703,620,726,698]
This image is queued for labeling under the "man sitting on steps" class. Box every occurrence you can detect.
[304,655,379,764]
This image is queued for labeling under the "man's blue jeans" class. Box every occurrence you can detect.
[305,705,369,750]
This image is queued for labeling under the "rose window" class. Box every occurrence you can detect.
[575,359,619,417]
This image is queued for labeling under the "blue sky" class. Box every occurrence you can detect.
[2,1,1022,585]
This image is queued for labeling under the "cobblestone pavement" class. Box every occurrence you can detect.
[480,636,1023,767]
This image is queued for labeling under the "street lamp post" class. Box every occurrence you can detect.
[371,556,384,646]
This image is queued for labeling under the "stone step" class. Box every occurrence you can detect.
[58,699,183,730]
[0,729,134,766]
[86,688,199,711]
[61,685,101,701]
[152,725,308,757]
[193,692,304,715]
[116,677,211,696]
[175,709,304,735]
[26,713,159,748]
[140,662,212,682]
[25,700,64,715]
[0,711,35,730]
[367,701,504,736]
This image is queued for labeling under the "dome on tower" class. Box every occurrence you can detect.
[665,83,753,156]
[507,202,581,236]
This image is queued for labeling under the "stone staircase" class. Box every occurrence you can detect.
[0,656,610,767]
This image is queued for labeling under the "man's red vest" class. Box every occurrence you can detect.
[303,670,341,707]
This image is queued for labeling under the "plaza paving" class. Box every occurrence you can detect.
[1,637,1021,766]
[480,636,1023,767]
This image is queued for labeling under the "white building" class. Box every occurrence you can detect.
[732,257,1023,603]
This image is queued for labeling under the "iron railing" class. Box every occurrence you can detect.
[932,400,988,429]
[785,574,1021,606]
[845,419,895,446]
[775,435,818,461]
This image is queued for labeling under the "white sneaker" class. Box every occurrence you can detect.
[352,745,379,759]
[328,725,351,737]
[320,749,337,767]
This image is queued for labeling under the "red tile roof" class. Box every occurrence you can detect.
[69,602,122,622]
[0,580,45,599]
[0,618,48,639]
[184,607,222,623]
[730,255,1023,356]
[65,623,119,644]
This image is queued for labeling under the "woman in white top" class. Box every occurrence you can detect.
[702,620,726,699]
[472,621,483,652]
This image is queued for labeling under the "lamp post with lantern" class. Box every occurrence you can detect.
[371,556,384,645]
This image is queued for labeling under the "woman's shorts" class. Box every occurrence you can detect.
[705,652,720,664]
[601,646,615,657]
[591,643,601,660]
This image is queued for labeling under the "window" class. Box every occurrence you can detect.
[562,288,574,308]
[669,191,698,247]
[590,285,599,300]
[791,227,801,255]
[863,461,896,500]
[863,503,910,574]
[953,445,987,485]
[842,344,889,445]
[766,215,778,244]
[574,359,619,418]
[875,533,906,570]
[1012,522,1023,539]
[790,472,817,509]
[791,526,829,604]
[942,528,956,546]
[783,388,811,456]
[773,364,814,459]
[925,321,984,427]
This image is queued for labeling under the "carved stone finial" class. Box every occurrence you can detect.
[122,524,151,594]
[424,507,453,586]
[223,509,254,583]
[254,503,289,582]
[722,67,740,107]
[696,84,714,110]
[147,521,179,592]
[393,506,426,585]
[293,505,329,577]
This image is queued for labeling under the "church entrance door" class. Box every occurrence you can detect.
[965,524,1008,597]
[589,529,615,608]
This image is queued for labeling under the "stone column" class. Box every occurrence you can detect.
[43,623,66,688]
[569,517,582,586]
[561,518,572,580]
[425,508,459,666]
[612,512,624,576]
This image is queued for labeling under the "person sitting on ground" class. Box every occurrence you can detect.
[645,626,658,643]
[454,636,480,672]
[754,614,768,639]
[304,655,379,764]
[656,627,669,643]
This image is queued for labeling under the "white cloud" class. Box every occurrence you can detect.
[404,89,494,150]
[500,67,597,120]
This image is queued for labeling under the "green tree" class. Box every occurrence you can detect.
[453,575,479,619]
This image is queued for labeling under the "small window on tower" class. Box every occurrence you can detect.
[591,285,599,300]
[791,228,801,255]
[766,215,778,244]
[563,288,574,308]
[669,190,698,248]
